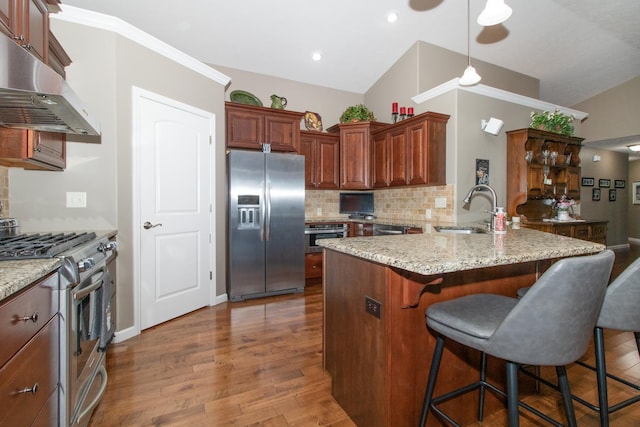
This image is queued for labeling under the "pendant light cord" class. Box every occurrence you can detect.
[467,0,471,66]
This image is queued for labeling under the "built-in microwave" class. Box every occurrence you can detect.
[304,223,348,253]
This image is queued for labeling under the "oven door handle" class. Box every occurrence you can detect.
[74,270,105,301]
[74,365,108,426]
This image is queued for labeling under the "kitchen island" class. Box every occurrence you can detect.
[319,226,605,427]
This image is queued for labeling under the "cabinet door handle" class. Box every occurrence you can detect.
[17,312,39,323]
[16,383,38,395]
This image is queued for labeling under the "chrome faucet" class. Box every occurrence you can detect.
[463,184,498,230]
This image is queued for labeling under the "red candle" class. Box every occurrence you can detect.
[400,107,406,115]
[408,107,414,116]
[392,102,398,114]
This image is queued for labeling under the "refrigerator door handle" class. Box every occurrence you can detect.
[265,181,272,241]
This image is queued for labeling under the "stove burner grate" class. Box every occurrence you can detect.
[0,232,97,259]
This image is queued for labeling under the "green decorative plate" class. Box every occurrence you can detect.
[230,90,263,106]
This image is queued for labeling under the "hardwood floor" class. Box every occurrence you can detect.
[89,244,640,426]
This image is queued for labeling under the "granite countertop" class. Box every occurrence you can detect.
[0,229,118,302]
[317,225,605,276]
[0,258,62,301]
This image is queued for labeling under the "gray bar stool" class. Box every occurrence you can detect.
[419,249,615,427]
[518,256,640,426]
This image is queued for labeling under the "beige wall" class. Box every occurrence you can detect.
[573,75,640,245]
[9,21,227,331]
[0,167,7,215]
[575,76,640,142]
[630,160,640,240]
[579,147,629,246]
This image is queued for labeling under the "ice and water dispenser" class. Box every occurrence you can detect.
[236,195,260,230]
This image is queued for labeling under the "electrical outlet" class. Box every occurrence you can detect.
[316,208,322,215]
[66,192,87,208]
[425,209,432,219]
[435,197,447,208]
[365,296,381,319]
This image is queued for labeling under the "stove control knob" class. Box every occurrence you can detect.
[78,257,95,272]
[98,241,118,253]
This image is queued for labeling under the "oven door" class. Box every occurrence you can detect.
[68,267,110,426]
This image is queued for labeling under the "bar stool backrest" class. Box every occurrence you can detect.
[486,250,615,366]
[597,257,640,331]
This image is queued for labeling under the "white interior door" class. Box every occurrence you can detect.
[136,89,213,330]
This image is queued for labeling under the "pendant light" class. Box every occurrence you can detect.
[459,0,481,86]
[478,0,512,26]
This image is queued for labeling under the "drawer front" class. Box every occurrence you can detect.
[591,223,607,240]
[305,253,323,279]
[573,224,590,241]
[0,317,59,427]
[553,225,573,237]
[0,272,58,367]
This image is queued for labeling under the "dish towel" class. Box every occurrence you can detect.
[89,269,115,351]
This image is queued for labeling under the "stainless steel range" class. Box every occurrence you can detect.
[0,232,117,427]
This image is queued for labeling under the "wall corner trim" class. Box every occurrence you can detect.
[412,78,588,121]
[51,5,232,87]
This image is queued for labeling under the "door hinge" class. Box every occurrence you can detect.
[209,135,213,145]
[210,271,213,280]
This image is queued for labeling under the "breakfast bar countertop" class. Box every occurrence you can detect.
[318,225,605,276]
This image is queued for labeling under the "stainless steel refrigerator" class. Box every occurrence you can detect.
[227,150,305,301]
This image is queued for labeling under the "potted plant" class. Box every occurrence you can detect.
[339,104,376,123]
[530,109,575,136]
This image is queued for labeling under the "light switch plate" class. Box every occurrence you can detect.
[435,197,447,208]
[66,192,87,208]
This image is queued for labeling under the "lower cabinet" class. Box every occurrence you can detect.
[525,221,607,245]
[0,272,59,427]
[305,253,323,284]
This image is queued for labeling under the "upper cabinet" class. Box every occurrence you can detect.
[0,129,66,170]
[299,130,339,189]
[372,112,449,188]
[506,128,584,220]
[327,121,387,190]
[0,0,57,62]
[225,102,304,152]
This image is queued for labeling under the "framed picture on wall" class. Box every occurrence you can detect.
[475,159,489,185]
[633,182,640,205]
[592,188,601,201]
[614,180,626,188]
[581,177,594,186]
[599,179,611,188]
[609,189,616,202]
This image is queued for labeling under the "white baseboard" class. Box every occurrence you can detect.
[112,325,139,343]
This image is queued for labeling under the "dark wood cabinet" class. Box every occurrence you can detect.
[225,102,304,152]
[0,0,55,62]
[523,220,607,245]
[327,121,387,190]
[507,128,584,220]
[0,128,66,170]
[299,130,339,189]
[372,112,449,188]
[0,272,59,427]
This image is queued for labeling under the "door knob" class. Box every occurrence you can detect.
[143,221,162,230]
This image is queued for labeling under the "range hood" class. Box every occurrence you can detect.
[0,35,101,142]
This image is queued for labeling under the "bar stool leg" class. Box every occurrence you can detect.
[594,327,609,427]
[556,366,578,427]
[420,335,445,427]
[478,352,487,421]
[506,361,520,427]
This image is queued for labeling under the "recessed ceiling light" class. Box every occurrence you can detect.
[628,144,640,152]
[386,11,398,23]
[312,51,323,61]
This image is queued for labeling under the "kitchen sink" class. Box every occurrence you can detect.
[434,225,488,234]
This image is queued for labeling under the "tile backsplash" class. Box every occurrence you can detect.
[305,185,454,223]
[0,166,8,216]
